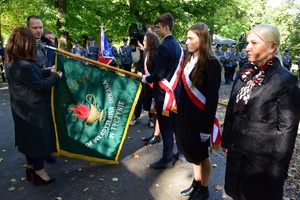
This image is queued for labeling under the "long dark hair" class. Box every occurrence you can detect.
[184,22,217,87]
[144,32,160,69]
[5,27,37,63]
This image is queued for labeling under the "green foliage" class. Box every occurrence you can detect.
[1,0,300,58]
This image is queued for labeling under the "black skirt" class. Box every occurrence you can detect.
[177,141,209,163]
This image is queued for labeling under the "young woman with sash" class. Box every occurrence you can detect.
[175,22,222,200]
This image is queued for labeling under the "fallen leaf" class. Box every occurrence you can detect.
[133,154,139,158]
[21,178,25,181]
[2,149,6,152]
[64,160,69,163]
[155,184,159,187]
[111,190,115,194]
[112,177,118,182]
[137,130,140,133]
[212,163,217,168]
[8,187,15,191]
[10,179,17,184]
[54,197,62,200]
[127,136,132,139]
[0,158,3,162]
[78,168,82,171]
[82,188,89,193]
[18,187,24,191]
[215,185,222,190]
[99,178,104,181]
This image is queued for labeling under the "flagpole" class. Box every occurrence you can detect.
[45,45,228,107]
[45,45,142,79]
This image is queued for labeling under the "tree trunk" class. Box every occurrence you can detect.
[55,0,71,51]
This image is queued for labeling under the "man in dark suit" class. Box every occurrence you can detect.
[142,13,184,169]
[26,15,57,163]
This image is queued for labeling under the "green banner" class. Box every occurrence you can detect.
[52,54,142,164]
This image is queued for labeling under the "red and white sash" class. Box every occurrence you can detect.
[158,47,184,116]
[144,48,184,116]
[181,56,221,148]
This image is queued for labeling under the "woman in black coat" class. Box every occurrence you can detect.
[221,24,300,200]
[5,27,63,186]
[175,22,222,200]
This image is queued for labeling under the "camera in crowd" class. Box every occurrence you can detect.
[129,22,147,46]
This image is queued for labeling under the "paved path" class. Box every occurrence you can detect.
[0,82,231,200]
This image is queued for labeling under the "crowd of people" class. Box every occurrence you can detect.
[1,12,300,200]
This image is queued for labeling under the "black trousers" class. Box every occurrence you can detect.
[224,66,231,82]
[230,65,236,80]
[133,85,144,118]
[155,102,176,162]
[122,64,132,72]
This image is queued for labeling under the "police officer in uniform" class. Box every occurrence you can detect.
[230,45,238,82]
[107,38,119,67]
[119,37,132,72]
[212,42,223,59]
[223,44,232,84]
[180,40,188,61]
[108,38,118,58]
[71,40,85,56]
[237,45,248,69]
[297,54,300,80]
[282,49,292,70]
[85,37,99,61]
[0,41,5,82]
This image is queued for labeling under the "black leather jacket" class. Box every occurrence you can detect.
[222,57,300,178]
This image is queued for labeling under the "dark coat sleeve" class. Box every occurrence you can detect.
[14,61,59,92]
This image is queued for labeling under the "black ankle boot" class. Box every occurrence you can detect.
[189,185,209,200]
[181,179,200,196]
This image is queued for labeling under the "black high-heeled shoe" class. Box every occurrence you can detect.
[33,171,56,186]
[25,168,34,181]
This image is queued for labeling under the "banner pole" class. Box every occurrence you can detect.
[45,45,142,79]
[46,45,228,107]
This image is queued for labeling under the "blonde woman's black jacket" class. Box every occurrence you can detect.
[221,57,300,180]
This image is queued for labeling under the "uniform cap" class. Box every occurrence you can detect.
[88,37,94,41]
[227,44,232,48]
[123,37,128,42]
[74,40,80,44]
[107,38,113,43]
[285,49,290,53]
[212,42,216,46]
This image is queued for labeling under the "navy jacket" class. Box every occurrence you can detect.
[145,35,182,103]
